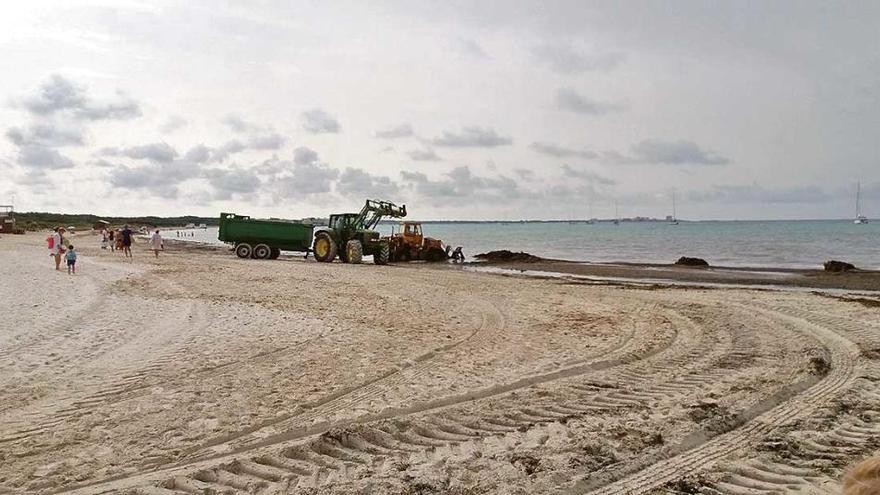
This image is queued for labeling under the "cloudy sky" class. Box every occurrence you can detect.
[1,1,878,220]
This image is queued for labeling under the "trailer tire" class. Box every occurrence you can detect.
[253,244,271,260]
[374,243,390,265]
[234,243,253,259]
[269,247,281,259]
[313,232,337,262]
[346,240,363,264]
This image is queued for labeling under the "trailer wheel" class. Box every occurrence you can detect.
[374,243,390,265]
[313,232,337,262]
[253,244,271,260]
[269,247,281,259]
[234,243,253,259]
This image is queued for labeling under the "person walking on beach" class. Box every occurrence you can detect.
[121,224,133,259]
[65,245,77,274]
[48,226,64,270]
[100,228,109,250]
[108,229,116,251]
[150,230,164,258]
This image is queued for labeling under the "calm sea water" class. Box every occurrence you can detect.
[168,220,879,269]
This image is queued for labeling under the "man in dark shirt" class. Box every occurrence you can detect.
[121,224,133,259]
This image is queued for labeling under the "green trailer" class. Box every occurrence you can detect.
[218,212,314,259]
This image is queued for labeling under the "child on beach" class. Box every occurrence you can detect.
[65,245,77,274]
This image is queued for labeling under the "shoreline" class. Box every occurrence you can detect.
[155,235,880,292]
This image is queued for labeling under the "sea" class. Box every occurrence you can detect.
[167,220,879,270]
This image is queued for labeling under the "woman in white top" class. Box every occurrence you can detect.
[149,230,164,258]
[49,226,64,270]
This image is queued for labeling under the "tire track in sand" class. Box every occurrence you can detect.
[578,302,861,495]
[116,302,760,494]
[50,303,697,494]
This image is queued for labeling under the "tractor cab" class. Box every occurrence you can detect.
[398,221,424,246]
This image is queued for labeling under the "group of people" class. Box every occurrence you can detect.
[49,225,168,273]
[100,225,134,258]
[100,225,165,258]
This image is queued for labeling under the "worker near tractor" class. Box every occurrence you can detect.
[451,246,464,263]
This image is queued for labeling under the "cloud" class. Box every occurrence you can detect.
[336,167,400,197]
[74,93,141,120]
[6,122,84,147]
[19,74,86,116]
[108,159,200,196]
[219,115,285,150]
[247,132,285,150]
[431,126,512,147]
[400,166,522,203]
[453,38,490,59]
[222,114,252,133]
[406,148,441,161]
[261,147,339,197]
[514,168,535,179]
[102,142,179,162]
[293,146,319,165]
[17,145,75,170]
[555,88,623,115]
[530,141,598,159]
[204,167,262,199]
[688,184,830,204]
[532,44,625,74]
[183,144,212,163]
[606,139,730,165]
[18,74,141,121]
[561,164,616,185]
[159,115,187,134]
[301,108,340,134]
[274,160,340,196]
[374,123,414,139]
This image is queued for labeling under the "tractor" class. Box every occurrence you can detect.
[312,199,406,265]
[386,221,449,262]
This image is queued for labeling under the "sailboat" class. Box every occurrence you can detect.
[670,192,679,225]
[855,182,869,224]
[585,197,595,224]
[613,202,620,225]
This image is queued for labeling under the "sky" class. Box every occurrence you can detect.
[0,0,878,221]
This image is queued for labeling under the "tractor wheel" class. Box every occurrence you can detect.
[345,240,363,264]
[374,243,390,265]
[252,244,272,260]
[397,249,411,262]
[313,232,337,262]
[424,247,447,262]
[234,243,253,259]
[269,247,281,259]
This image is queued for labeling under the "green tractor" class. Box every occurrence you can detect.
[313,199,406,265]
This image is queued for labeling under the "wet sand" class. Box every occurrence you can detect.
[1,232,878,494]
[471,257,880,292]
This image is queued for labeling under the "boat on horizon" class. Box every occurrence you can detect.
[855,181,869,224]
[669,191,679,225]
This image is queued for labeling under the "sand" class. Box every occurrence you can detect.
[1,232,878,495]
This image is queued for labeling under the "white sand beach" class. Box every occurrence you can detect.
[1,232,878,494]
